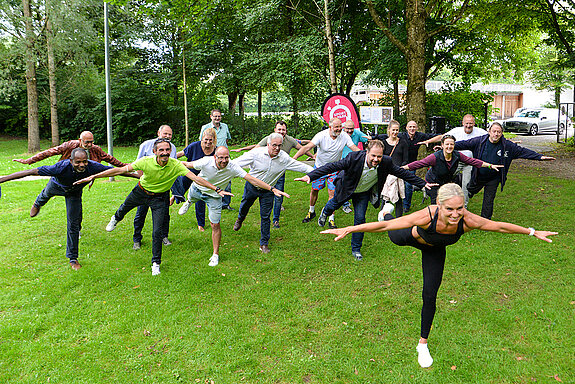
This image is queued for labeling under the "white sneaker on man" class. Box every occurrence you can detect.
[178,201,190,215]
[208,254,219,267]
[416,343,433,368]
[106,216,118,232]
[151,262,161,276]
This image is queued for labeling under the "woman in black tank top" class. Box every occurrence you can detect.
[322,183,557,368]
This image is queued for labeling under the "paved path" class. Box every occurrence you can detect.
[511,127,574,153]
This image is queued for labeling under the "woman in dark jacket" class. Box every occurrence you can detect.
[403,135,500,204]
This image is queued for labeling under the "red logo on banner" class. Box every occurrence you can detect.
[321,93,361,129]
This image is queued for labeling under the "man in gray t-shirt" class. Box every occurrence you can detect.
[232,121,313,228]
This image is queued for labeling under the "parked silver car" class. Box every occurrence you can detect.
[503,108,570,135]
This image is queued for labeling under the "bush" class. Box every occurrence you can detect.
[426,83,495,129]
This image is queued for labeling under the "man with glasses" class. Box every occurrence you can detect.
[74,138,229,276]
[199,109,234,210]
[170,128,217,232]
[178,146,289,266]
[232,133,313,253]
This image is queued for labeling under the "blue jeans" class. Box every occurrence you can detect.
[116,185,169,264]
[272,173,285,222]
[403,170,416,211]
[323,190,370,252]
[35,178,83,261]
[171,176,207,227]
[237,182,274,246]
[133,205,169,243]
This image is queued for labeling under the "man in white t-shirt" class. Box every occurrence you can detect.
[419,114,487,205]
[293,118,360,228]
[178,146,288,266]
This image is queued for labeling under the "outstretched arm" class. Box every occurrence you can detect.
[73,165,134,185]
[293,141,316,160]
[463,211,558,243]
[244,174,290,198]
[0,168,40,183]
[321,208,432,241]
[184,172,232,197]
[231,144,258,152]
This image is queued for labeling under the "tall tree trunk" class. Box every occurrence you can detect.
[238,92,245,120]
[228,92,238,116]
[23,0,40,153]
[393,75,400,119]
[324,0,337,93]
[257,88,262,119]
[345,71,358,95]
[404,0,427,130]
[554,87,561,108]
[46,11,59,147]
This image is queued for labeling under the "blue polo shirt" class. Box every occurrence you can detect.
[37,160,111,192]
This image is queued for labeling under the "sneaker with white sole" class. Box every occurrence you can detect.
[178,201,191,215]
[342,205,352,214]
[106,215,118,232]
[416,343,433,368]
[208,254,219,267]
[151,262,161,276]
[317,208,328,227]
[162,237,172,246]
[378,203,395,221]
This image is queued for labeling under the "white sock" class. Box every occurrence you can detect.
[328,214,335,221]
[309,206,315,213]
[416,343,433,368]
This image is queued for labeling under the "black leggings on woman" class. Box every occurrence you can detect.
[384,213,446,339]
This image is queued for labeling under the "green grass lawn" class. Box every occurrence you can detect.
[0,137,573,383]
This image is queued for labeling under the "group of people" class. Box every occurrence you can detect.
[0,111,558,368]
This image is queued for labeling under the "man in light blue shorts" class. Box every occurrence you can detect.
[179,147,288,266]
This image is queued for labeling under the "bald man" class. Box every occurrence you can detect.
[13,131,126,167]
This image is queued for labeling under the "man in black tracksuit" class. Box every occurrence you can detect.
[454,122,555,219]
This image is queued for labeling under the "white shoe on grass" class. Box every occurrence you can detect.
[416,343,433,368]
[106,216,118,232]
[151,262,161,276]
[208,254,219,267]
[178,201,190,215]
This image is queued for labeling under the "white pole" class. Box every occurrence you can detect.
[104,1,114,181]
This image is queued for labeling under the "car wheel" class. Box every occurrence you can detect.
[529,124,538,136]
[558,123,565,135]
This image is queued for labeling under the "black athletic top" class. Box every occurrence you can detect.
[416,207,465,247]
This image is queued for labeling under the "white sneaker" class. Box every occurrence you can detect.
[416,343,433,368]
[178,201,190,215]
[208,254,219,267]
[106,216,118,232]
[378,203,395,221]
[342,205,352,214]
[151,262,161,276]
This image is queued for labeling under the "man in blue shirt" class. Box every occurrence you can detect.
[199,109,234,210]
[0,148,135,270]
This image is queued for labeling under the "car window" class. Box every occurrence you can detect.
[519,110,540,118]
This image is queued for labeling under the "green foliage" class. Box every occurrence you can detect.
[426,84,495,129]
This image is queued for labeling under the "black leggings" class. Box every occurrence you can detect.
[385,214,446,339]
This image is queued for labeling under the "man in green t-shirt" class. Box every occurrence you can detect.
[74,138,230,275]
